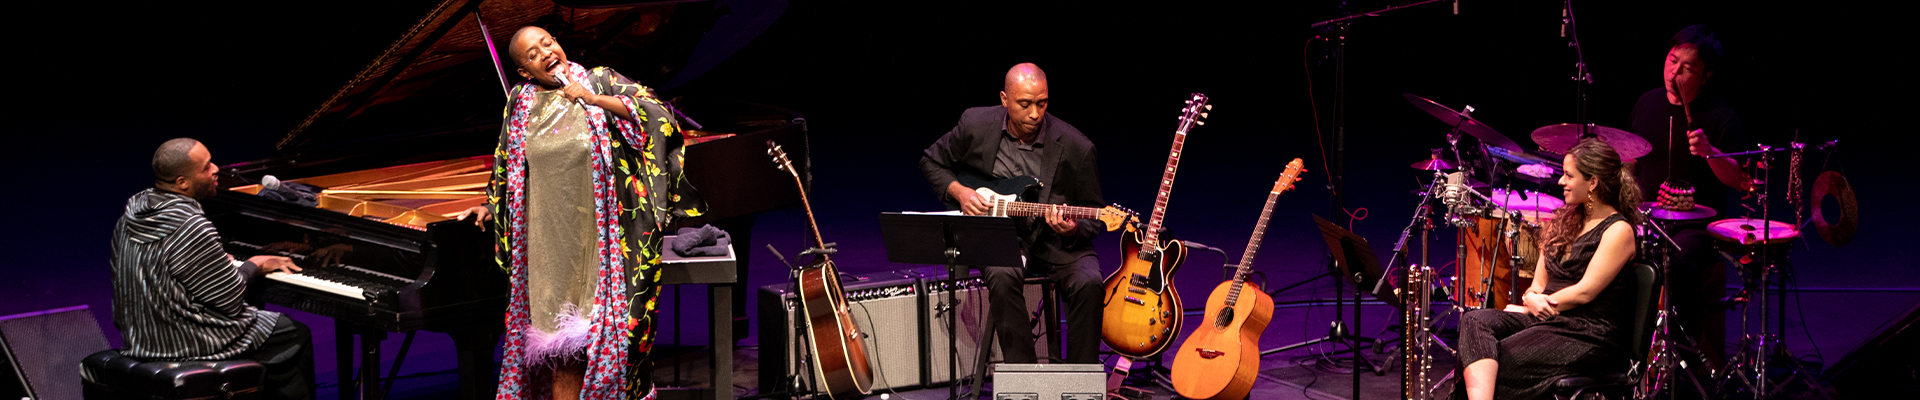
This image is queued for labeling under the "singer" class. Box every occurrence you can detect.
[458,26,703,400]
[1458,139,1642,400]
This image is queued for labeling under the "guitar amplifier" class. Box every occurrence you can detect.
[757,267,1051,392]
[918,267,1051,386]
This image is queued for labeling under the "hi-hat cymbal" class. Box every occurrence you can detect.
[1640,202,1718,220]
[1404,93,1522,152]
[1532,123,1652,160]
[1411,158,1456,171]
[1411,149,1455,171]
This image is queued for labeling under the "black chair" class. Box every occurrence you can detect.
[1551,261,1662,400]
[80,349,266,400]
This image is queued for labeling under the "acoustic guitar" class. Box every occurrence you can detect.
[1101,93,1209,359]
[770,141,873,398]
[1170,158,1303,399]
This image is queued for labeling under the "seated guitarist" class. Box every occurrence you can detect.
[918,63,1106,364]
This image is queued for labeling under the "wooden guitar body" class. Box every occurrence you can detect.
[768,141,871,398]
[794,259,873,398]
[1171,280,1273,399]
[1101,228,1187,358]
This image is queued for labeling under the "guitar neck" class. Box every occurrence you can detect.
[1224,186,1281,307]
[1142,130,1187,246]
[996,201,1104,220]
[789,167,829,260]
[1226,159,1304,307]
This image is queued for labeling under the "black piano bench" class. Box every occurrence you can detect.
[80,350,266,400]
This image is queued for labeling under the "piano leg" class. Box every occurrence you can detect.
[361,327,387,400]
[336,320,353,400]
[449,327,503,400]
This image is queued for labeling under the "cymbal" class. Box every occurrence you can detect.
[1708,218,1800,245]
[1412,158,1456,171]
[1411,149,1455,171]
[1404,93,1523,152]
[1640,202,1718,220]
[1531,123,1652,160]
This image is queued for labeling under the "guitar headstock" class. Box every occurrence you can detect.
[1096,204,1140,232]
[1176,93,1211,134]
[1273,158,1307,194]
[767,140,798,177]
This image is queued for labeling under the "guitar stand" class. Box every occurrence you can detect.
[738,244,831,400]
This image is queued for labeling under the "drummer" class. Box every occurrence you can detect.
[1626,24,1752,368]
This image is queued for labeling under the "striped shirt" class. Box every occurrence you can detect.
[110,189,278,361]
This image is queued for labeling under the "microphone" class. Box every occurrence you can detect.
[1442,171,1467,205]
[1560,6,1568,38]
[552,73,588,108]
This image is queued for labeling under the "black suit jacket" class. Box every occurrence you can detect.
[919,106,1104,265]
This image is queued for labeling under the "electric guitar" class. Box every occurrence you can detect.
[953,172,1136,232]
[770,141,872,398]
[1101,93,1209,359]
[1170,158,1304,400]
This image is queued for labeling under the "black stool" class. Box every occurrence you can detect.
[80,349,266,400]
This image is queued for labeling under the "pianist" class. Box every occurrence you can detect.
[110,138,316,400]
[462,26,702,400]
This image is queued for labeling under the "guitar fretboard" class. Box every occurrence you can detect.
[995,201,1104,220]
[1142,131,1185,248]
[1226,159,1303,307]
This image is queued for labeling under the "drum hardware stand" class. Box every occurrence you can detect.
[1369,173,1459,389]
[1704,144,1825,398]
[1632,218,1715,400]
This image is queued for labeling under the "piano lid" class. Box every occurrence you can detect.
[278,0,786,151]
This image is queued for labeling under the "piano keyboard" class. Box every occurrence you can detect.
[263,264,417,302]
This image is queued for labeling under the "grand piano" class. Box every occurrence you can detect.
[198,1,807,398]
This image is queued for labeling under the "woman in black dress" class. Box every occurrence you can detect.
[1460,138,1643,400]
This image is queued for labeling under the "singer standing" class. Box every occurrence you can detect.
[1627,24,1750,369]
[460,26,702,400]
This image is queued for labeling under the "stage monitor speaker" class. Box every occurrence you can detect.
[1826,300,1920,397]
[0,305,111,400]
[991,363,1105,400]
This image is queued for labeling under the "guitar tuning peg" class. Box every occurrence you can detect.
[1185,100,1193,105]
[1204,104,1213,110]
[1196,121,1205,126]
[1200,113,1208,118]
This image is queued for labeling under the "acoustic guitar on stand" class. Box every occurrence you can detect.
[1170,158,1304,400]
[770,141,873,398]
[1102,93,1210,360]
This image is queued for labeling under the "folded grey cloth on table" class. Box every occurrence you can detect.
[671,225,731,257]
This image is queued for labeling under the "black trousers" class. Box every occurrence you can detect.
[980,255,1103,364]
[1459,309,1616,400]
[244,314,316,400]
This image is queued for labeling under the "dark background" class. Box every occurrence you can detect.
[9,0,1913,394]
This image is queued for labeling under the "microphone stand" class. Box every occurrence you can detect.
[1563,0,1595,130]
[1307,3,1458,397]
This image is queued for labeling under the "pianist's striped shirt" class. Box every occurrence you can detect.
[110,189,278,361]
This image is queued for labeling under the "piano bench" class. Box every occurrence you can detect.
[80,350,266,400]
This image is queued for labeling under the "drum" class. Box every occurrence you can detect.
[1454,214,1542,309]
[1488,189,1565,223]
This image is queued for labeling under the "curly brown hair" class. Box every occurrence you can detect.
[1541,138,1643,261]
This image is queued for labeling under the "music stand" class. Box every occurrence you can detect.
[1263,215,1391,398]
[878,212,1024,400]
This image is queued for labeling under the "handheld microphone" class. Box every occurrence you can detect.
[552,73,588,108]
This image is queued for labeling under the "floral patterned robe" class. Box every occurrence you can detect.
[489,61,702,399]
